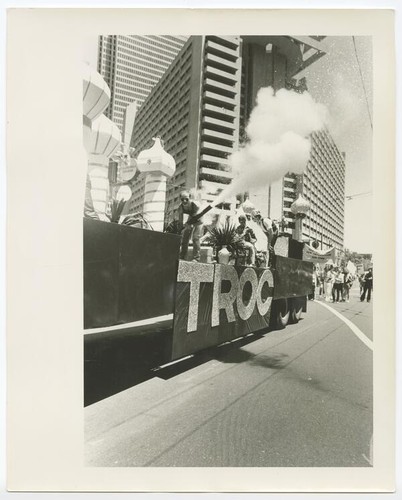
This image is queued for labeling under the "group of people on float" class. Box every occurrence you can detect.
[177,190,277,266]
[311,264,373,303]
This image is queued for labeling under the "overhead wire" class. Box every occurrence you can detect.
[352,36,373,130]
[345,191,372,200]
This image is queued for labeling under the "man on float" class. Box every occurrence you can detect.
[177,190,203,262]
[235,214,257,266]
[252,209,275,265]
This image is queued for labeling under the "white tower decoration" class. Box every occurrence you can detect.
[291,194,310,242]
[83,64,121,218]
[241,198,256,218]
[137,138,176,231]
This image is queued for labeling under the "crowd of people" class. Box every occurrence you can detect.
[310,264,373,303]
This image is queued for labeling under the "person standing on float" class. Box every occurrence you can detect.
[235,215,257,266]
[177,190,203,262]
[252,209,274,266]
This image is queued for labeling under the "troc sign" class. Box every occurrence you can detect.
[178,261,274,332]
[171,261,274,360]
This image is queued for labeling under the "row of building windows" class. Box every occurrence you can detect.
[300,212,343,236]
[117,40,176,65]
[113,79,154,94]
[206,35,240,52]
[313,130,345,163]
[305,215,343,237]
[205,42,239,63]
[162,130,189,154]
[305,175,344,201]
[144,72,192,115]
[134,83,191,144]
[114,73,155,90]
[119,35,186,59]
[305,205,344,233]
[118,48,176,73]
[139,45,193,111]
[306,190,345,214]
[135,98,190,135]
[284,189,343,232]
[156,34,188,46]
[145,35,188,51]
[311,135,345,163]
[306,189,345,212]
[312,138,345,173]
[308,154,344,177]
[115,53,165,77]
[309,151,345,180]
[305,165,344,201]
[136,119,189,155]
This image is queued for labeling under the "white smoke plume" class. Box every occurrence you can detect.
[213,87,328,206]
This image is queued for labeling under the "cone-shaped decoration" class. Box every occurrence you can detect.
[85,115,121,218]
[137,137,176,178]
[291,194,310,216]
[87,114,121,158]
[83,64,111,122]
[241,198,255,215]
[137,138,175,231]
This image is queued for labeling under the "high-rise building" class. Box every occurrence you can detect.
[263,129,345,251]
[97,35,188,133]
[302,130,345,250]
[130,36,243,222]
[128,35,345,250]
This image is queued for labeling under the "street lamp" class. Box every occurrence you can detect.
[291,194,310,242]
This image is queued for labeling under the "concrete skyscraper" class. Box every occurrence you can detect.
[128,35,345,250]
[97,35,188,133]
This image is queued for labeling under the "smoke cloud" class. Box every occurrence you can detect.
[213,87,328,206]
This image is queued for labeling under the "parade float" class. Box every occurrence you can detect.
[82,67,314,403]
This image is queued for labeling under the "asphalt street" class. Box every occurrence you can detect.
[85,283,373,467]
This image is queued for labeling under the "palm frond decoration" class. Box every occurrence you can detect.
[108,198,126,223]
[206,221,241,253]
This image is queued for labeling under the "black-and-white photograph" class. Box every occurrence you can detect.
[5,2,399,491]
[83,34,374,468]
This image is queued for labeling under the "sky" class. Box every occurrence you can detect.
[84,35,373,253]
[300,36,373,254]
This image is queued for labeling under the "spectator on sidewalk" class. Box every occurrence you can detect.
[343,269,353,302]
[332,267,344,302]
[324,265,335,302]
[360,268,373,302]
[358,273,365,295]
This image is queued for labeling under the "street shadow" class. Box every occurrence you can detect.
[216,347,288,370]
[84,325,279,406]
[84,327,173,406]
[249,353,289,369]
[155,330,268,380]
